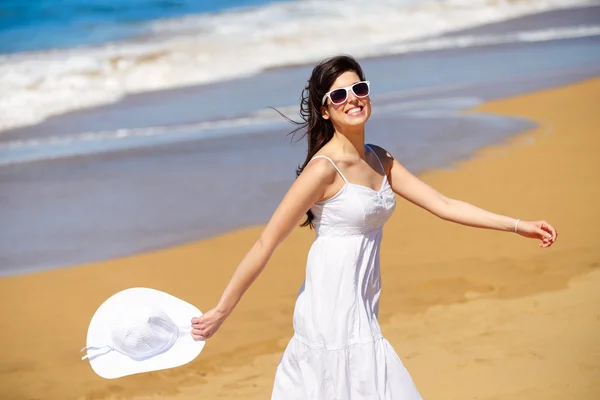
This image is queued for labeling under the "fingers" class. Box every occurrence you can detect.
[191,316,203,330]
[191,322,213,340]
[191,315,216,341]
[537,220,557,248]
[537,228,551,240]
[191,327,213,341]
[543,220,558,241]
[191,317,212,340]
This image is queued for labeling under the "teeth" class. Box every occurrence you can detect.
[347,107,362,115]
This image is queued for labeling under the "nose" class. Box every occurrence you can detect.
[346,89,359,103]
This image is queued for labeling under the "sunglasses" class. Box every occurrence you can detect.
[321,81,370,106]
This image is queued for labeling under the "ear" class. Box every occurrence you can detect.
[321,105,330,120]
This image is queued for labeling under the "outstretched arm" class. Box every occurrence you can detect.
[191,158,338,340]
[372,145,558,246]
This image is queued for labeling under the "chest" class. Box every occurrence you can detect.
[311,181,396,231]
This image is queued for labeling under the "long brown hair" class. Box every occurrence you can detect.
[280,55,366,228]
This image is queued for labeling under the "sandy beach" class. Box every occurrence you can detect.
[1,69,599,399]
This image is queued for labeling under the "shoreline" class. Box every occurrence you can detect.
[1,77,599,400]
[4,35,600,277]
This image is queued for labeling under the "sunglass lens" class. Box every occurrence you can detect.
[329,89,347,104]
[353,82,369,97]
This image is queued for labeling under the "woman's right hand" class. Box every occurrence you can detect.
[191,307,228,340]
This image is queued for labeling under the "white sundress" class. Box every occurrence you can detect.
[271,145,422,399]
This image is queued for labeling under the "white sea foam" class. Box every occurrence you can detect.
[0,0,597,134]
[0,96,484,166]
[0,113,288,165]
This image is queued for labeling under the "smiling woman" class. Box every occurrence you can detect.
[290,56,373,227]
[190,55,558,399]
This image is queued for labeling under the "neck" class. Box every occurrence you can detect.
[330,124,366,158]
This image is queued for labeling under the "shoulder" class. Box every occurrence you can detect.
[366,143,395,165]
[366,143,392,158]
[299,156,338,186]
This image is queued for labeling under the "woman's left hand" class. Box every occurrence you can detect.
[516,220,558,248]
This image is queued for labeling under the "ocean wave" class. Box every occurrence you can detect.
[0,0,597,134]
[0,96,484,166]
[0,112,286,166]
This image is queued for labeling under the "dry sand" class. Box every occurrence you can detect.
[1,77,599,400]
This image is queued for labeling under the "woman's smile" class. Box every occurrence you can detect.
[345,105,364,116]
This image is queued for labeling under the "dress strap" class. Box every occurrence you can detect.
[310,155,349,183]
[365,144,385,175]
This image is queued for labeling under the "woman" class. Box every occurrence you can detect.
[191,55,558,399]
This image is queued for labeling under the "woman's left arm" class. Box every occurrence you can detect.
[376,146,558,248]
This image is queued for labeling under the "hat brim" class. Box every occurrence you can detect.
[85,287,205,379]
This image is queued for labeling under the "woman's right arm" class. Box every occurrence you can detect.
[191,158,337,340]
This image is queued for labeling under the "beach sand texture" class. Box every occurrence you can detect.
[1,77,599,400]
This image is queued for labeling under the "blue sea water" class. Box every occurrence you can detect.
[1,3,599,275]
[1,0,597,135]
[0,0,292,53]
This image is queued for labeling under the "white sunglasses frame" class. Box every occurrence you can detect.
[321,81,371,106]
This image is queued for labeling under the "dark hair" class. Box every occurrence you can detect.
[279,55,366,228]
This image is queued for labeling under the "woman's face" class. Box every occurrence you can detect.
[321,70,371,128]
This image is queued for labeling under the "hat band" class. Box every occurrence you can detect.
[81,326,191,361]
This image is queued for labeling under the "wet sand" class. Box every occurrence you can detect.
[1,76,599,399]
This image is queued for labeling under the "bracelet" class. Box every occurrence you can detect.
[514,218,521,233]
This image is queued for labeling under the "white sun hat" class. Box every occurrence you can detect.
[81,287,205,379]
